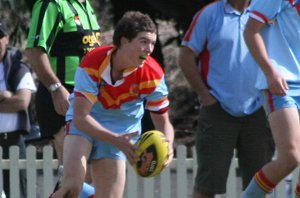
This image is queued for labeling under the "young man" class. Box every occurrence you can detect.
[0,20,36,198]
[26,0,101,166]
[178,0,275,197]
[242,0,300,197]
[51,11,174,198]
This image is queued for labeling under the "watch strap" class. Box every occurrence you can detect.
[48,82,62,92]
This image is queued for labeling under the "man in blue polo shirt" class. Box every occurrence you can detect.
[178,0,275,197]
[242,0,300,197]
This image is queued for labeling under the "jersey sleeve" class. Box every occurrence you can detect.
[181,8,209,55]
[249,0,282,23]
[26,0,63,53]
[145,77,169,113]
[12,63,36,92]
[73,67,99,104]
[16,73,37,92]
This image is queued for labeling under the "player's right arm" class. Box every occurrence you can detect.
[72,64,138,164]
[244,17,288,96]
[73,93,138,164]
[244,0,288,96]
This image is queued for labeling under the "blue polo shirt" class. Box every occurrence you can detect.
[249,0,300,95]
[182,0,262,117]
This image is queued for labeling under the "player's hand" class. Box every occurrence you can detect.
[164,142,174,167]
[266,71,288,96]
[51,86,70,116]
[115,131,139,165]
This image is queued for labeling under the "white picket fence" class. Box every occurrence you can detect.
[0,145,299,198]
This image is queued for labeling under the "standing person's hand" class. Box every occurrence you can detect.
[200,93,217,108]
[51,86,70,115]
[266,71,289,96]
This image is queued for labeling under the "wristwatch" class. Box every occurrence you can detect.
[48,82,62,92]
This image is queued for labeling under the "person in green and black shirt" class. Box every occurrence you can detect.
[26,0,101,167]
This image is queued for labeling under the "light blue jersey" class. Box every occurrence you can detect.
[249,0,300,95]
[66,47,169,135]
[182,0,262,117]
[65,46,169,160]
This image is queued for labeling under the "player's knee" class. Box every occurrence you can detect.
[278,149,300,172]
[289,146,300,163]
[290,150,300,166]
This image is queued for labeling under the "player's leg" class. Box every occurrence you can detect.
[53,126,65,164]
[265,107,300,180]
[51,135,92,198]
[242,107,300,197]
[294,108,300,197]
[91,159,126,198]
[85,163,93,184]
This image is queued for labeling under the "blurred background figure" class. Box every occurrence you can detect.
[25,0,101,173]
[178,0,275,197]
[242,0,300,197]
[0,19,36,198]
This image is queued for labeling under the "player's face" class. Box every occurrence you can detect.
[123,31,157,68]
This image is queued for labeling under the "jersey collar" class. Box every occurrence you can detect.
[101,47,138,86]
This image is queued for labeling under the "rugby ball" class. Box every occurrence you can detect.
[134,130,169,177]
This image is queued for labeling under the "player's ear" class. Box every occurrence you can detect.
[120,36,129,45]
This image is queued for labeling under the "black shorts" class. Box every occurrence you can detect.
[35,83,73,139]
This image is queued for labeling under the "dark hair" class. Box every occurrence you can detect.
[113,11,156,46]
[0,20,9,38]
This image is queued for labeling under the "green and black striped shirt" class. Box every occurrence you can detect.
[27,0,101,85]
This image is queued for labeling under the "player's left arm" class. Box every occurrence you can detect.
[150,111,174,166]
